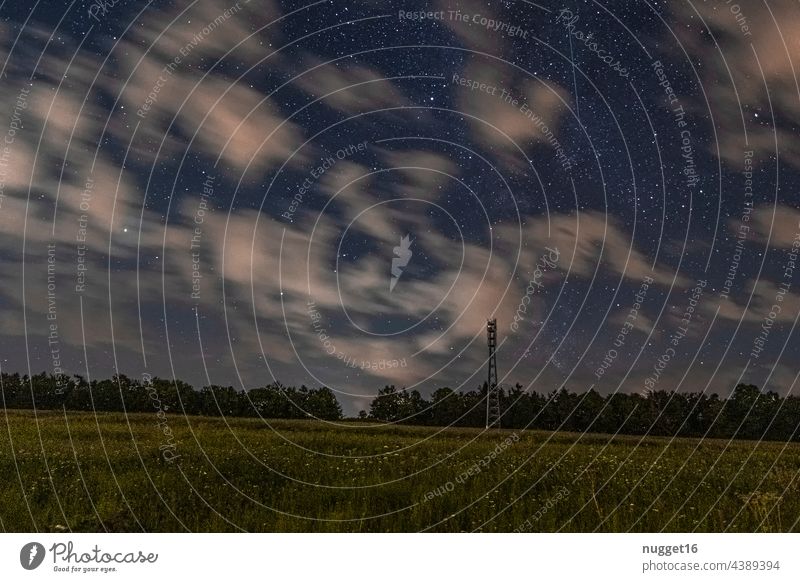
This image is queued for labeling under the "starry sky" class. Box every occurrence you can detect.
[0,0,798,415]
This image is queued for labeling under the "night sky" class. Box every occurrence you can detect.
[0,0,798,415]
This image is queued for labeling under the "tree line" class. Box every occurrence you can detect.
[2,372,799,441]
[0,372,342,420]
[369,383,800,441]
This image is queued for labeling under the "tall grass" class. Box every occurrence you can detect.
[1,410,798,532]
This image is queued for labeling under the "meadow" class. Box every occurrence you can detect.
[1,409,798,532]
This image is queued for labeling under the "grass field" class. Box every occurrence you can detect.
[1,410,799,532]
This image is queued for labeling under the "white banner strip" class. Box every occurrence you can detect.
[1,533,797,581]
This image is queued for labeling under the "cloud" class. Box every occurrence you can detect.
[435,0,510,53]
[177,74,307,174]
[508,210,683,287]
[106,0,306,174]
[293,55,409,114]
[747,204,800,248]
[455,59,571,169]
[715,278,800,324]
[130,0,283,70]
[378,149,460,201]
[670,0,800,169]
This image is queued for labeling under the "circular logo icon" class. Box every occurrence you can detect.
[20,542,46,570]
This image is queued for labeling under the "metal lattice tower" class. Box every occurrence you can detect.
[486,318,500,428]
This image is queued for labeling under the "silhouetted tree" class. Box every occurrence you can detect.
[4,372,798,441]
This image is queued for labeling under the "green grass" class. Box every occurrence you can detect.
[1,410,799,532]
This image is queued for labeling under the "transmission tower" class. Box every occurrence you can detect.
[486,318,501,428]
